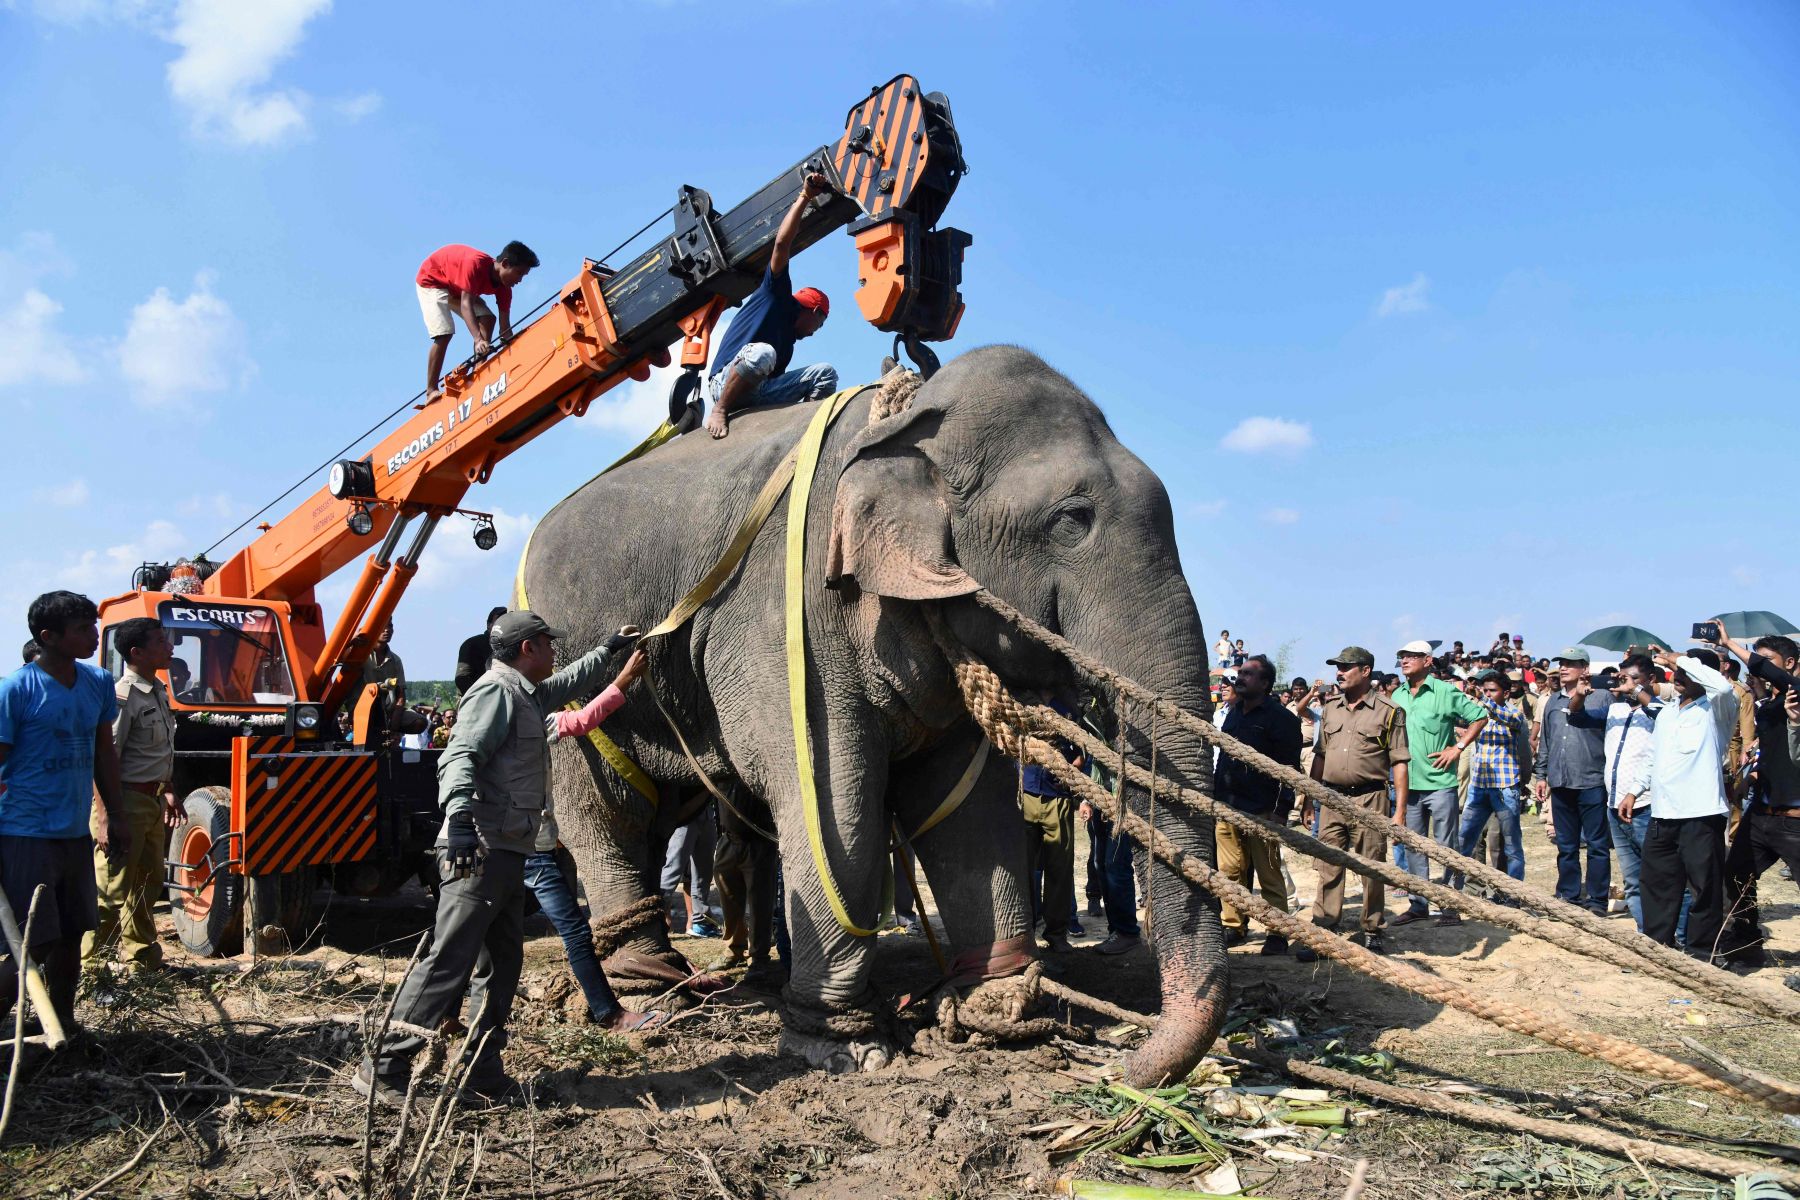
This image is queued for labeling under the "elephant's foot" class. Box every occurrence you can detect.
[776,1028,894,1075]
[778,989,895,1074]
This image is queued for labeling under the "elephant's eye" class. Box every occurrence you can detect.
[1048,497,1097,548]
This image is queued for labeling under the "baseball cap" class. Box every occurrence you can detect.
[489,610,566,649]
[1551,646,1591,664]
[1326,645,1374,667]
[1396,640,1434,656]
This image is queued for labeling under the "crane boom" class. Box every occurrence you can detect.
[189,75,968,709]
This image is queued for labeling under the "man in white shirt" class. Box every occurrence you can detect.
[1621,647,1737,959]
[1604,655,1663,933]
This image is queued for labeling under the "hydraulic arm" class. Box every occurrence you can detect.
[196,75,969,712]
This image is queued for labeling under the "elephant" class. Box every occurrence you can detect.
[520,345,1226,1086]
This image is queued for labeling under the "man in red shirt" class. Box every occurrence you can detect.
[416,241,539,401]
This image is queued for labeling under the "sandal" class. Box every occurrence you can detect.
[603,1008,671,1032]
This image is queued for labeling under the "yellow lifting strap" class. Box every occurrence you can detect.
[907,741,991,841]
[786,388,877,937]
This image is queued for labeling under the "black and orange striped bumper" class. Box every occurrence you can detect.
[231,736,379,875]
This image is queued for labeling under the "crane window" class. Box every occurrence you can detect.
[149,602,296,707]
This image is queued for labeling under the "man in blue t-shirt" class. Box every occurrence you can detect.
[0,590,129,1034]
[704,171,838,439]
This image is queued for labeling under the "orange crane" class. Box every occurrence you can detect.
[94,75,969,956]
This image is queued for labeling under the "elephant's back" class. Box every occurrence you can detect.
[517,393,865,639]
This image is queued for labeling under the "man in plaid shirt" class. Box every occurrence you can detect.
[1456,669,1529,883]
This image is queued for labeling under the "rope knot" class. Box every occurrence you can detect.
[871,366,923,421]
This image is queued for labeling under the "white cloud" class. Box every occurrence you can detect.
[1376,273,1431,318]
[1730,565,1759,588]
[176,491,237,519]
[1220,416,1313,457]
[1261,507,1300,525]
[0,288,91,389]
[24,0,335,147]
[582,362,682,435]
[1185,499,1227,519]
[333,91,381,121]
[118,271,251,408]
[57,518,189,596]
[161,0,331,146]
[0,231,89,391]
[34,478,90,507]
[0,518,195,639]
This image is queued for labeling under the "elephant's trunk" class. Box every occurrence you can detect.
[1075,585,1228,1088]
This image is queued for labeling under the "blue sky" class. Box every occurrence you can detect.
[3,1,1797,684]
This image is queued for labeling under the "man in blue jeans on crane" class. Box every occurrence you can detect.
[703,172,838,439]
[1534,647,1614,913]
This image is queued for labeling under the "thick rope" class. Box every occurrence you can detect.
[928,621,1800,1116]
[588,895,664,961]
[1039,976,1156,1031]
[931,961,1068,1047]
[870,366,923,421]
[972,589,1800,1028]
[1027,701,1770,1018]
[1249,1049,1800,1189]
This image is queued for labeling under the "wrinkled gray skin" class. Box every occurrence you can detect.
[525,346,1225,1086]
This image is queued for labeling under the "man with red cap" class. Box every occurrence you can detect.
[704,172,837,439]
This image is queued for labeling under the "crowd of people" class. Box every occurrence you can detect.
[1202,624,1799,970]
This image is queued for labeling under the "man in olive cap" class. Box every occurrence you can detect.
[1298,646,1410,960]
[355,611,640,1105]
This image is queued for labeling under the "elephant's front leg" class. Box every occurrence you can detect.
[888,725,1034,978]
[768,712,897,1075]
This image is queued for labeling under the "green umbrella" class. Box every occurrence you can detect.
[1713,610,1800,638]
[1579,625,1671,653]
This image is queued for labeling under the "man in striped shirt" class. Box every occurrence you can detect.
[1456,670,1528,882]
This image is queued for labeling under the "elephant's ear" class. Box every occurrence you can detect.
[826,406,977,600]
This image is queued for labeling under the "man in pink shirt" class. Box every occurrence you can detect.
[416,241,539,401]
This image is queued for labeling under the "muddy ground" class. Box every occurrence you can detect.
[4,814,1797,1199]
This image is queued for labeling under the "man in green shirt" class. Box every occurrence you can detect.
[1390,640,1488,928]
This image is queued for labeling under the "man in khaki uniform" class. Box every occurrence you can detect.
[84,617,180,972]
[1297,646,1410,960]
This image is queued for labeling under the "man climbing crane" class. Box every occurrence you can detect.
[704,172,838,438]
[417,241,539,402]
